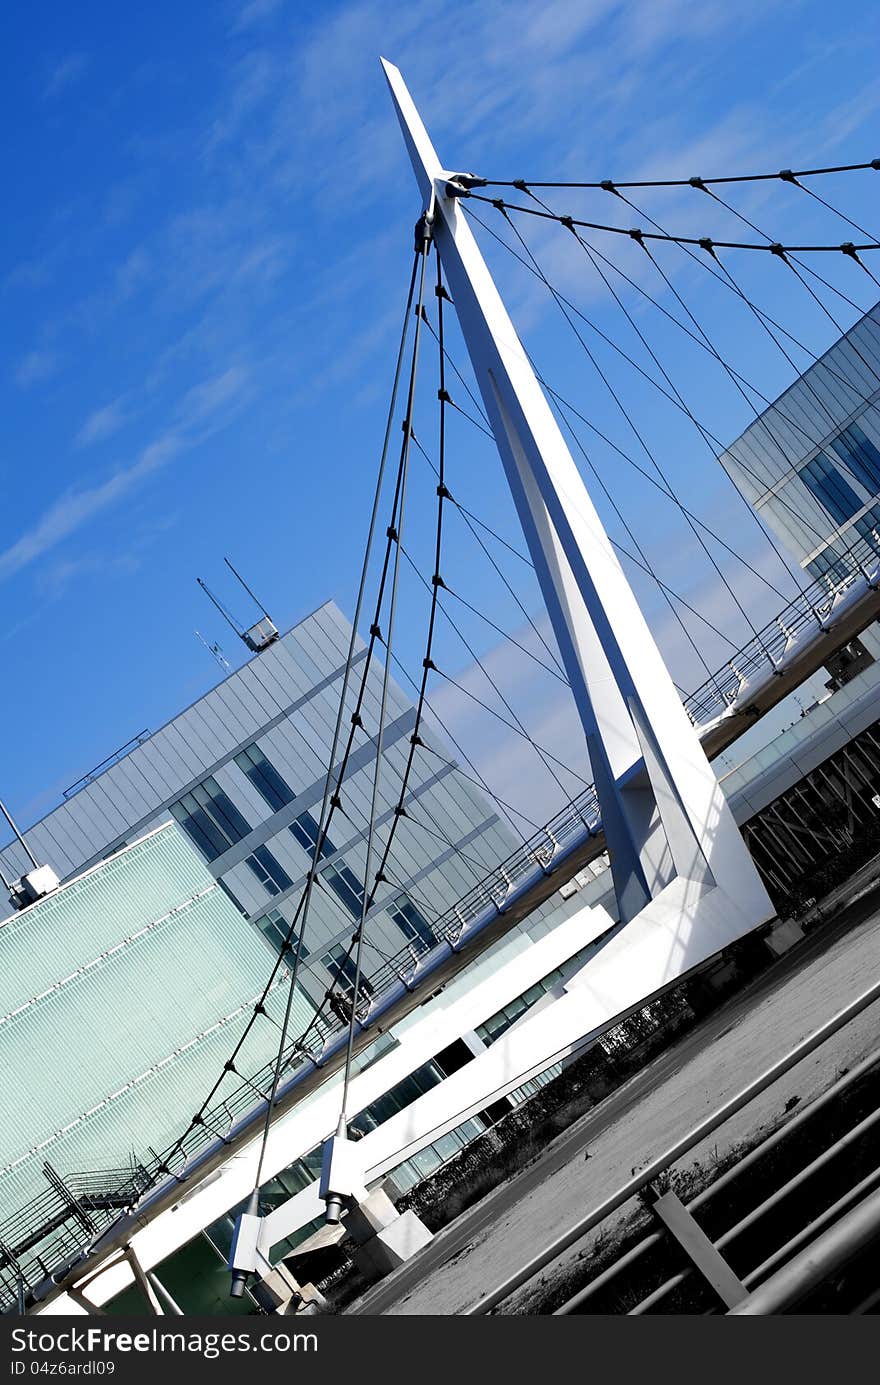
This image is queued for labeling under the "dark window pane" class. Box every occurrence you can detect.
[235,746,295,814]
[171,776,251,861]
[387,893,436,949]
[831,423,880,496]
[245,845,293,896]
[322,860,365,917]
[290,811,335,862]
[800,453,861,526]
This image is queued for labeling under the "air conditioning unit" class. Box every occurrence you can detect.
[242,617,279,652]
[9,864,60,911]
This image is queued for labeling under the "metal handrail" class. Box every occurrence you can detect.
[465,971,880,1314]
[557,1040,880,1313]
[727,1183,880,1314]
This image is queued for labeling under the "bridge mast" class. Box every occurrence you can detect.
[382,60,773,948]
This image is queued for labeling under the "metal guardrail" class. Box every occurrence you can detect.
[684,533,879,727]
[62,732,151,801]
[464,970,880,1314]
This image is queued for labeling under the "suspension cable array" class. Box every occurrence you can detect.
[77,143,880,1291]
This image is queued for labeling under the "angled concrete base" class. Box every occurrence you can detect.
[344,1188,432,1282]
[765,918,805,957]
[249,1262,327,1315]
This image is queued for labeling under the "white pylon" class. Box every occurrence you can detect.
[382,61,773,958]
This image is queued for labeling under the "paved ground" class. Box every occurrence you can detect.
[349,882,880,1315]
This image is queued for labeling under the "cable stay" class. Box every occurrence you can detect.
[458,190,880,254]
[476,157,880,191]
[462,200,867,616]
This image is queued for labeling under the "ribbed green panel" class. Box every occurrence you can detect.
[0,825,212,1017]
[0,826,314,1221]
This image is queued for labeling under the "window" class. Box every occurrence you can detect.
[806,548,851,584]
[475,945,597,1046]
[289,810,335,863]
[321,859,365,917]
[235,745,296,813]
[830,422,880,497]
[855,502,880,553]
[387,893,436,950]
[245,844,293,896]
[322,942,372,997]
[799,453,861,527]
[256,907,308,958]
[171,778,251,861]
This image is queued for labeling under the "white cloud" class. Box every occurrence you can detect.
[15,350,59,388]
[44,52,89,99]
[0,366,250,580]
[231,0,285,33]
[76,398,130,447]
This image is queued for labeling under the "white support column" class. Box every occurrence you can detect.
[382,60,773,946]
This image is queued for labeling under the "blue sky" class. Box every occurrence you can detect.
[2,0,879,831]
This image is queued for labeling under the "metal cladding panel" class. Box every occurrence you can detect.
[0,825,314,1220]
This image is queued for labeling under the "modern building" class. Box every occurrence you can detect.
[0,601,572,1017]
[0,602,600,1312]
[0,824,290,1240]
[719,300,880,583]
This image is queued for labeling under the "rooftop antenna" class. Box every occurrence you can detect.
[195,629,232,672]
[224,557,279,651]
[0,792,59,909]
[224,557,271,620]
[196,577,243,639]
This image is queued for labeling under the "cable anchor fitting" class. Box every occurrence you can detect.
[414,210,434,249]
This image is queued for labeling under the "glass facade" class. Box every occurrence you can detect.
[718,301,880,577]
[831,421,880,494]
[799,453,861,526]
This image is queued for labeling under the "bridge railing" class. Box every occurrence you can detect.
[685,532,880,727]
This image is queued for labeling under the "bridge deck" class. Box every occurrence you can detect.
[349,870,880,1314]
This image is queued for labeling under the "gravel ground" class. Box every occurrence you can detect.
[349,887,880,1315]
